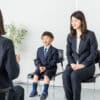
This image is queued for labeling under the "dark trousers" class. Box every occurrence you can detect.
[62,66,95,100]
[0,86,24,100]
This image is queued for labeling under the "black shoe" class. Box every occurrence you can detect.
[29,90,38,97]
[40,92,48,100]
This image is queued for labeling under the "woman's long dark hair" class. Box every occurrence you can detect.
[0,10,5,35]
[70,11,87,39]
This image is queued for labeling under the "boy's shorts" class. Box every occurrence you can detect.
[34,68,57,80]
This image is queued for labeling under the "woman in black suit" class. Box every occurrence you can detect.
[0,10,24,100]
[62,11,98,100]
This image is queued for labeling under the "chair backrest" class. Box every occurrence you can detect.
[95,50,100,63]
[34,59,38,66]
[95,50,100,69]
[57,49,64,70]
[57,49,64,63]
[34,49,64,67]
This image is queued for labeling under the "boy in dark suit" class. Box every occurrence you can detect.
[29,31,58,100]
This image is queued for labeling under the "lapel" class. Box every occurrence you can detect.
[41,46,52,60]
[73,36,85,54]
[73,37,76,52]
[79,39,84,54]
[79,35,86,54]
[45,45,52,59]
[40,47,45,59]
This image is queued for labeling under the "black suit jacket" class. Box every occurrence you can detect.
[0,36,19,89]
[67,30,98,67]
[36,45,58,71]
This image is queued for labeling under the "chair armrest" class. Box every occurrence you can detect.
[27,72,34,79]
[0,87,11,93]
[57,61,64,72]
[51,71,64,81]
[61,61,64,71]
[99,60,100,69]
[55,71,64,77]
[94,73,100,78]
[33,59,39,67]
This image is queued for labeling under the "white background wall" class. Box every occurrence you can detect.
[0,0,100,89]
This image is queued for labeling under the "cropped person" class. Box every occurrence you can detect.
[0,9,24,100]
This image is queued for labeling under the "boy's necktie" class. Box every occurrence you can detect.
[44,48,47,58]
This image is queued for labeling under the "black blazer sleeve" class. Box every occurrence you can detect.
[67,35,75,64]
[5,40,19,80]
[46,49,58,69]
[81,32,98,66]
[36,48,42,68]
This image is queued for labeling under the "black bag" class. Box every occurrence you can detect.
[8,86,24,100]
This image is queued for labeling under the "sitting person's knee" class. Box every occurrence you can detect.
[71,71,79,81]
[33,75,39,81]
[44,75,50,82]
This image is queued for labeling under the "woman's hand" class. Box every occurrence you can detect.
[71,64,78,70]
[16,54,20,63]
[71,64,85,70]
[77,64,85,69]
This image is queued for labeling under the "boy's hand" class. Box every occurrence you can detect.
[42,67,46,71]
[39,66,46,73]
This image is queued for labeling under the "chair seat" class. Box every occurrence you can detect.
[27,73,34,79]
[82,73,100,83]
[82,77,95,83]
[28,73,100,83]
[27,71,63,81]
[27,72,56,80]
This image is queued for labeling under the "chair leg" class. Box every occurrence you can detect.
[5,91,9,100]
[82,87,84,100]
[93,83,95,100]
[53,80,55,89]
[52,80,55,99]
[38,81,43,96]
[27,78,29,94]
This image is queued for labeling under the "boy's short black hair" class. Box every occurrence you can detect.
[41,31,54,39]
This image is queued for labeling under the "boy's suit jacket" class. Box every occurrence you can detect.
[36,45,58,71]
[67,30,98,68]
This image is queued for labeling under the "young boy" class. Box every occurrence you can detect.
[29,31,58,100]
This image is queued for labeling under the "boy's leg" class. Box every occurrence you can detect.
[33,75,39,82]
[29,69,40,97]
[32,75,39,92]
[40,70,56,100]
[43,75,50,93]
[40,75,50,100]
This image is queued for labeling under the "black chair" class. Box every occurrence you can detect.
[82,50,100,100]
[0,87,11,100]
[27,49,64,94]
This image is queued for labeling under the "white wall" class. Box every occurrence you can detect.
[0,0,100,89]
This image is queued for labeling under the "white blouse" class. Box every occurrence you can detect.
[76,35,81,64]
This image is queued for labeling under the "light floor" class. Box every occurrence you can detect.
[17,84,100,100]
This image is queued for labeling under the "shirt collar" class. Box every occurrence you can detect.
[44,45,51,50]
